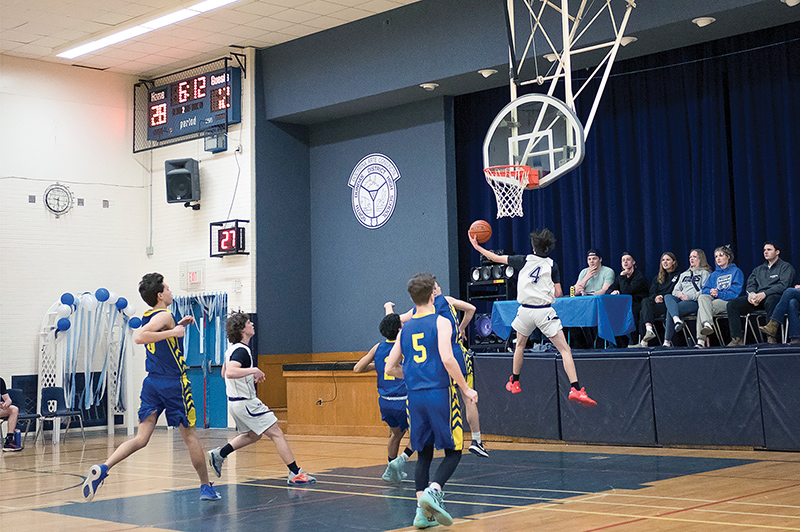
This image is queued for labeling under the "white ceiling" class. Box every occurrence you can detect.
[0,0,419,78]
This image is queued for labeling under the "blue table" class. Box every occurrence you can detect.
[491,295,635,346]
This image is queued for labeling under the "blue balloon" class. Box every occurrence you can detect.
[60,292,75,306]
[57,317,71,331]
[115,297,128,310]
[129,317,142,329]
[95,288,109,302]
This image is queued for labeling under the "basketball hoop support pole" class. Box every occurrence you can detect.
[583,2,635,138]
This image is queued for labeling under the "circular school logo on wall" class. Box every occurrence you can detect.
[348,154,400,229]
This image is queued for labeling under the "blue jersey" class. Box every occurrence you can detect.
[141,309,188,378]
[373,340,407,398]
[433,294,468,372]
[401,312,451,391]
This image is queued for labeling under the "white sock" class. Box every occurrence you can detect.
[646,324,654,332]
[471,432,481,443]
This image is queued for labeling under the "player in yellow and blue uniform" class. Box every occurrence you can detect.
[82,272,220,503]
[354,313,413,484]
[385,274,478,529]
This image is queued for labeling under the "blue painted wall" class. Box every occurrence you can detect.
[308,98,457,352]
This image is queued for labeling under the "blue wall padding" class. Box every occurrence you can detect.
[473,354,560,440]
[757,350,800,450]
[650,349,764,447]
[558,353,656,445]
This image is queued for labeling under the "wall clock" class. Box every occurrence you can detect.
[44,183,73,216]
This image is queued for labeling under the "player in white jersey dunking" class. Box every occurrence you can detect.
[470,229,596,406]
[207,311,315,484]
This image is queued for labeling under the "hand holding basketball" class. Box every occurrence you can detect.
[469,220,492,244]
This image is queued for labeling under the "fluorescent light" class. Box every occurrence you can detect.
[142,9,199,30]
[57,26,152,58]
[190,0,239,13]
[620,36,637,46]
[55,0,240,59]
[420,83,439,91]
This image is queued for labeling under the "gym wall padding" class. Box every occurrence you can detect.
[650,349,764,447]
[756,349,800,450]
[473,354,560,440]
[558,352,656,446]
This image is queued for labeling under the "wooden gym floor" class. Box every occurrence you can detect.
[2,428,800,531]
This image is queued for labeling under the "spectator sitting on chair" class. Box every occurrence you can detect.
[574,249,614,296]
[694,245,743,348]
[1,377,22,452]
[609,252,649,345]
[726,241,795,347]
[662,249,713,347]
[633,252,680,348]
[759,283,800,345]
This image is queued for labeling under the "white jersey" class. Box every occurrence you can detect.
[224,342,256,400]
[516,254,556,306]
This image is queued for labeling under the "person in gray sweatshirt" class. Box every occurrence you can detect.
[662,249,713,346]
[726,241,795,346]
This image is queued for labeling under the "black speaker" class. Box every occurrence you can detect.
[165,158,200,203]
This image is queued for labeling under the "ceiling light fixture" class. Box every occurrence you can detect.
[478,69,498,78]
[692,17,716,28]
[620,36,638,46]
[780,0,800,6]
[420,83,439,91]
[56,0,240,59]
[544,53,558,63]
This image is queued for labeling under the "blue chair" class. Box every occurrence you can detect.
[6,388,40,446]
[35,387,85,444]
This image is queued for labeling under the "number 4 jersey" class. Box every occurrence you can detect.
[508,254,560,307]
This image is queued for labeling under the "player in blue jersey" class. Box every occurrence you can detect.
[354,313,413,484]
[385,273,478,529]
[470,230,597,407]
[82,273,220,502]
[387,279,488,458]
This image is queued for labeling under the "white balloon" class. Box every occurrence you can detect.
[123,304,136,317]
[56,304,72,318]
[81,293,98,311]
[107,290,119,305]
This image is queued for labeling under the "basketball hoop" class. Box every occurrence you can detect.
[484,165,535,218]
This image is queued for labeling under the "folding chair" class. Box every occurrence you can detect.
[6,388,39,446]
[744,310,769,344]
[35,387,85,444]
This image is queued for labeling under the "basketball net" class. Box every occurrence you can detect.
[484,165,531,218]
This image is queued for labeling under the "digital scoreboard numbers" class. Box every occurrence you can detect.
[147,67,241,142]
[210,220,248,257]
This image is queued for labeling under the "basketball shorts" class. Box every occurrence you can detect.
[407,386,463,452]
[229,398,279,435]
[464,349,474,388]
[379,396,409,431]
[138,374,196,428]
[512,305,562,338]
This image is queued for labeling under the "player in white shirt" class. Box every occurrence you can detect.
[470,228,596,406]
[206,312,316,484]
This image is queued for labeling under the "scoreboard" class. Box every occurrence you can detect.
[147,67,241,142]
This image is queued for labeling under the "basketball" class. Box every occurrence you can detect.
[469,220,492,243]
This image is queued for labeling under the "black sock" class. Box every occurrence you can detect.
[570,381,580,390]
[220,443,235,458]
[512,374,520,382]
[402,447,413,459]
[287,461,300,474]
[388,455,395,463]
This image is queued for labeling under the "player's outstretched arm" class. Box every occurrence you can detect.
[385,301,414,323]
[469,234,508,265]
[385,332,404,379]
[354,343,379,373]
[437,317,477,403]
